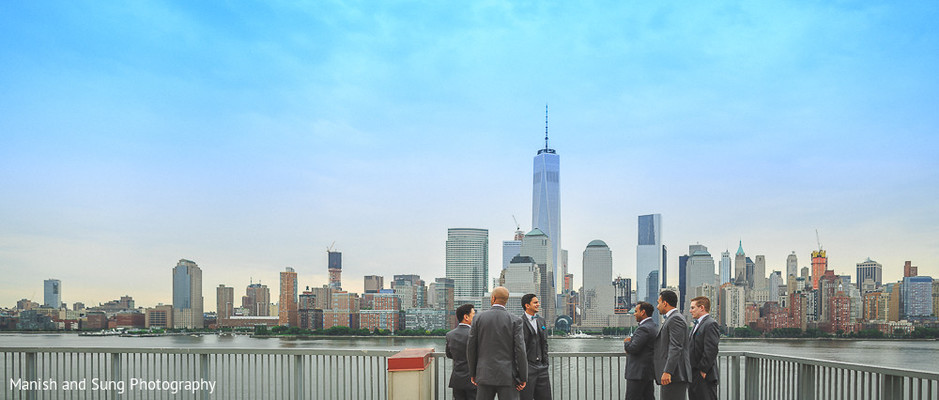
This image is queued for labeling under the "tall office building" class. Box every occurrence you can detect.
[678,255,689,312]
[753,255,767,290]
[502,230,524,270]
[903,261,918,278]
[328,250,342,290]
[811,250,827,290]
[430,277,455,312]
[786,252,798,285]
[768,271,783,303]
[636,214,663,305]
[43,279,61,309]
[364,275,384,293]
[719,250,732,285]
[216,284,234,320]
[582,240,614,328]
[172,259,204,329]
[532,107,561,296]
[903,276,933,318]
[685,245,716,312]
[446,228,489,306]
[734,241,746,285]
[856,258,883,290]
[519,228,556,325]
[279,267,299,326]
[613,277,632,313]
[243,283,271,316]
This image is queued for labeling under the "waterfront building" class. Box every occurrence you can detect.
[719,250,732,285]
[216,285,234,321]
[636,214,663,305]
[219,316,280,329]
[863,291,889,321]
[856,258,883,290]
[279,267,299,327]
[327,250,342,291]
[768,271,783,303]
[934,280,939,318]
[582,240,614,328]
[531,109,561,290]
[404,308,450,331]
[392,274,426,309]
[786,252,798,285]
[758,302,788,332]
[902,276,934,318]
[309,285,333,310]
[445,228,489,308]
[827,292,856,334]
[243,283,271,316]
[323,292,359,329]
[364,275,384,293]
[428,277,455,313]
[886,282,902,322]
[298,290,323,331]
[613,277,632,313]
[818,271,841,324]
[811,250,827,290]
[789,292,807,331]
[172,259,203,329]
[720,283,746,329]
[145,305,173,329]
[43,279,62,309]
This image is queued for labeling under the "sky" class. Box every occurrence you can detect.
[1,1,937,311]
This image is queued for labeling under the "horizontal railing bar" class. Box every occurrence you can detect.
[738,351,939,381]
[0,347,398,357]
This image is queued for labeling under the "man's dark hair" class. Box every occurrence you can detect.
[521,293,537,310]
[456,304,474,324]
[636,301,654,318]
[659,290,678,308]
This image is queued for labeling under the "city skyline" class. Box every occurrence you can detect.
[2,2,938,309]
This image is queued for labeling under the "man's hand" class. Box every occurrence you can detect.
[471,377,477,386]
[661,372,672,385]
[700,371,706,379]
[624,337,632,343]
[516,382,526,391]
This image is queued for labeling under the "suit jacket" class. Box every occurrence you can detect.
[522,314,549,367]
[689,314,720,383]
[623,318,656,380]
[446,324,474,389]
[653,309,692,384]
[467,305,528,386]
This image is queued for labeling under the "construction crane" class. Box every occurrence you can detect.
[512,215,520,231]
[815,229,823,251]
[327,241,336,253]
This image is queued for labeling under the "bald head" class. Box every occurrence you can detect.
[491,287,509,305]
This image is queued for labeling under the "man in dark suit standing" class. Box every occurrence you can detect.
[653,290,691,400]
[623,301,656,400]
[520,293,551,400]
[447,303,477,400]
[467,286,528,400]
[687,296,719,400]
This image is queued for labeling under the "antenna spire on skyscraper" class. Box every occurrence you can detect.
[545,103,549,151]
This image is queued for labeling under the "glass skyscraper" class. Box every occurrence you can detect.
[43,279,61,309]
[172,259,203,329]
[445,228,489,307]
[532,130,560,298]
[636,214,662,305]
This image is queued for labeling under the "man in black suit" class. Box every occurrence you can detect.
[467,286,528,400]
[447,303,477,400]
[653,290,691,400]
[623,301,656,400]
[520,293,551,400]
[687,296,719,400]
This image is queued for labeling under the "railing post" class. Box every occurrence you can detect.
[200,354,210,400]
[25,352,37,400]
[799,363,816,400]
[294,354,304,400]
[745,355,759,399]
[111,353,121,400]
[729,355,740,400]
[881,374,903,399]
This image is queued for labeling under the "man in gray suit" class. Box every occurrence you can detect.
[447,304,477,400]
[520,294,551,400]
[467,287,528,400]
[687,296,719,400]
[623,301,656,400]
[653,290,691,400]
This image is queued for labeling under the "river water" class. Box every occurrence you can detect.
[2,333,937,373]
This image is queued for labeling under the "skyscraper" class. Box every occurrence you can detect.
[519,228,556,325]
[582,240,614,328]
[531,106,560,295]
[685,245,716,312]
[172,259,203,329]
[636,214,663,305]
[753,255,767,290]
[279,267,298,326]
[902,276,933,318]
[445,228,489,307]
[903,261,918,278]
[243,282,271,316]
[719,250,732,285]
[364,275,384,293]
[786,252,798,285]
[216,284,234,320]
[328,250,342,290]
[43,279,61,309]
[811,250,827,290]
[856,258,883,290]
[734,241,746,285]
[502,230,524,270]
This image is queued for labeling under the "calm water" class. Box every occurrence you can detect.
[2,333,937,373]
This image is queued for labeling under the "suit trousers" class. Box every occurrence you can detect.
[660,382,688,400]
[520,364,551,400]
[477,384,519,400]
[625,379,654,400]
[453,387,478,400]
[688,373,717,400]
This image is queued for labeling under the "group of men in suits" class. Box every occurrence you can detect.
[624,290,720,400]
[446,286,553,400]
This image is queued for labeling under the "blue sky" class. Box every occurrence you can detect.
[1,1,937,310]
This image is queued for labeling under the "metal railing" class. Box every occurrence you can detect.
[4,347,938,399]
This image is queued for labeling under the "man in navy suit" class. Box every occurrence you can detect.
[520,293,551,400]
[624,301,656,400]
[447,303,477,400]
[687,296,719,400]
